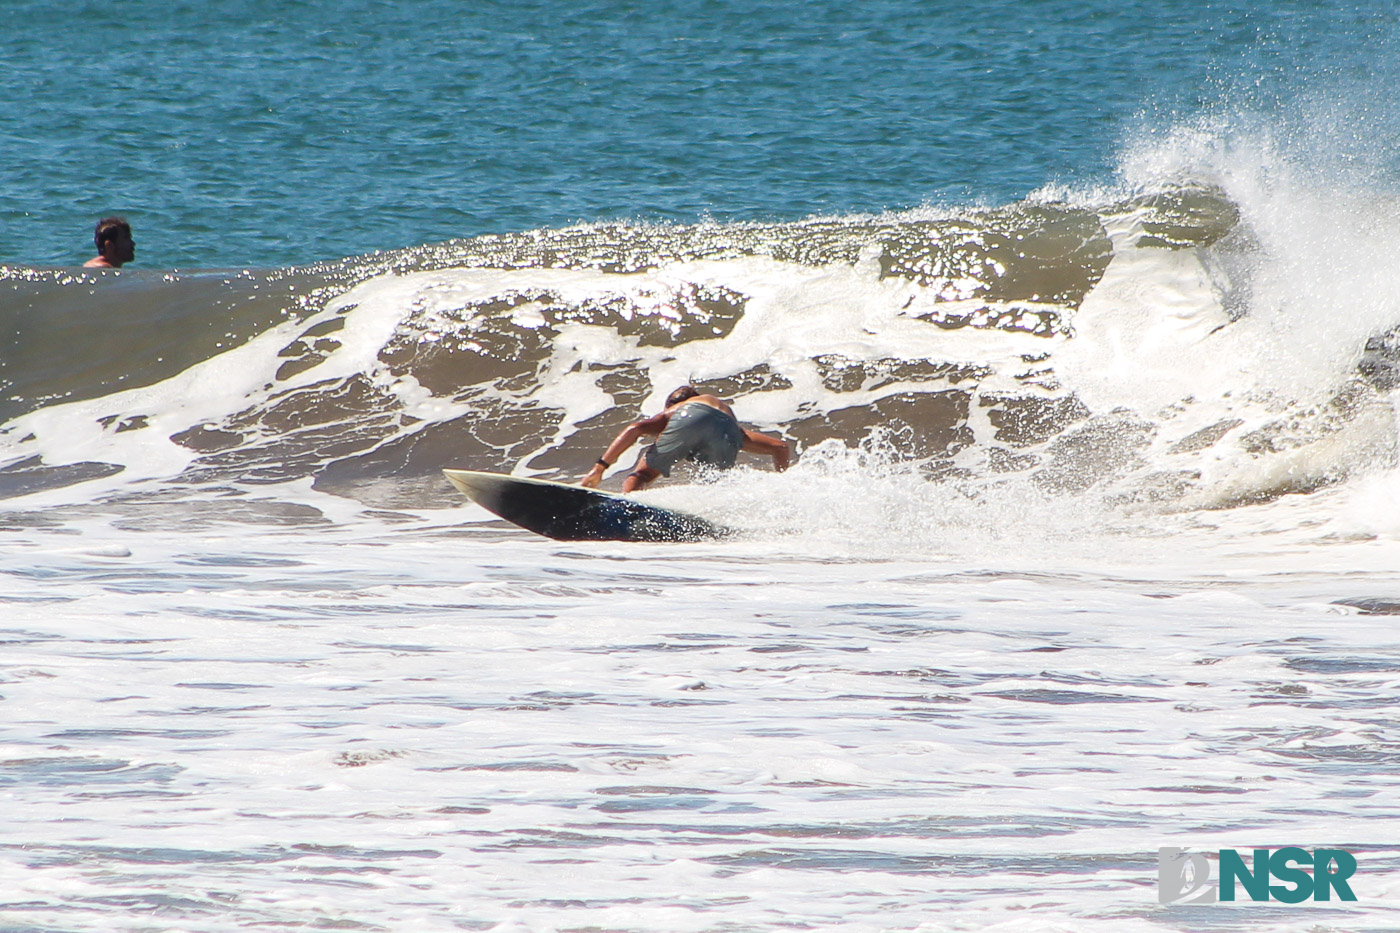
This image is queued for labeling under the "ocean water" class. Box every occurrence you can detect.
[6,1,1400,931]
[5,0,1398,267]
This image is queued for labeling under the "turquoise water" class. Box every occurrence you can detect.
[3,0,1396,268]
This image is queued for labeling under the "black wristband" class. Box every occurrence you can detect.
[596,458,612,467]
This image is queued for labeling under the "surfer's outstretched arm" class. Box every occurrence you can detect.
[742,430,790,472]
[581,412,669,488]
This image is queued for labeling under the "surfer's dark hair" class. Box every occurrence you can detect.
[666,385,700,407]
[94,217,131,250]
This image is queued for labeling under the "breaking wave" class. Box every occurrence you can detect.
[4,129,1399,537]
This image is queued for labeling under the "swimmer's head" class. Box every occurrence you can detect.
[666,385,700,407]
[94,217,135,265]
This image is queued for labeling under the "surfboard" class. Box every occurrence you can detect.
[442,469,733,542]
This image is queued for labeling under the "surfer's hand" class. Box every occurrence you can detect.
[580,465,604,488]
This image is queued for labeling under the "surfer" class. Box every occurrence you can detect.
[83,217,135,269]
[581,385,790,493]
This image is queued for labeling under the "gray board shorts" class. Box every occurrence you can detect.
[642,403,744,477]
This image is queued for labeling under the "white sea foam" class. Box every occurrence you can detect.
[4,501,1400,931]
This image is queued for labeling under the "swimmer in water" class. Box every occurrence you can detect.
[83,217,135,269]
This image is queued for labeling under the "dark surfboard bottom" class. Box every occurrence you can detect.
[443,470,732,542]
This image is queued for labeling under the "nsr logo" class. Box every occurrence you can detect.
[1159,847,1358,904]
